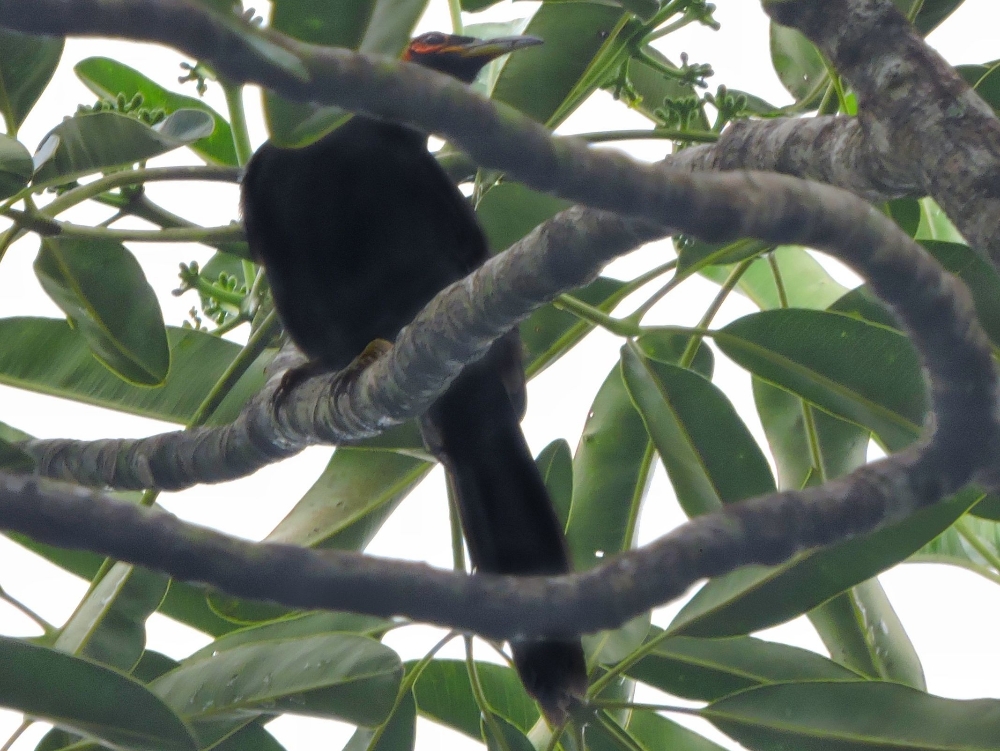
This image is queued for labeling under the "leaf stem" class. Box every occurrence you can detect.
[187,310,279,428]
[363,630,458,751]
[554,294,642,337]
[3,164,239,213]
[447,478,467,573]
[573,128,717,144]
[591,698,697,714]
[465,636,512,751]
[596,710,645,751]
[955,517,1000,574]
[448,0,463,35]
[587,627,672,696]
[644,12,698,42]
[0,720,31,751]
[3,214,245,244]
[222,81,253,166]
[679,256,754,368]
[0,584,55,634]
[767,252,789,309]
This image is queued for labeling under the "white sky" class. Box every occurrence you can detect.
[1,1,1000,749]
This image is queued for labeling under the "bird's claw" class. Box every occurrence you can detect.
[348,338,394,374]
[328,338,394,391]
[273,359,331,408]
[273,339,393,408]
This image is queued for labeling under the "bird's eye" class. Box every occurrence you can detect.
[420,32,446,46]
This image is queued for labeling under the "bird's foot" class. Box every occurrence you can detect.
[273,359,332,407]
[346,338,394,376]
[327,338,395,392]
[273,339,392,408]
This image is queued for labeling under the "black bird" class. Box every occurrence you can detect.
[241,32,587,722]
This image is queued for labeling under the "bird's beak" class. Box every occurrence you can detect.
[451,35,544,61]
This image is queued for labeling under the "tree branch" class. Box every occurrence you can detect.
[764,0,1000,263]
[3,0,1000,639]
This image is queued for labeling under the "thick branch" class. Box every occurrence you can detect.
[765,0,1000,262]
[670,116,919,203]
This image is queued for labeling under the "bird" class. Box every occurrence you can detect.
[241,32,588,723]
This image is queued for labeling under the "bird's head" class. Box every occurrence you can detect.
[403,31,543,84]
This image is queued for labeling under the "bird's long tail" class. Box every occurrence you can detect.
[423,355,588,724]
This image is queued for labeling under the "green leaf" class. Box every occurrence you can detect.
[206,593,297,627]
[621,343,775,517]
[715,309,926,451]
[536,439,573,530]
[522,275,627,377]
[568,360,655,669]
[33,110,214,184]
[753,377,868,492]
[0,133,32,198]
[54,561,169,672]
[585,613,651,666]
[703,681,1000,750]
[742,247,849,310]
[188,613,391,662]
[462,0,502,10]
[33,727,80,751]
[587,708,731,751]
[3,521,239,637]
[919,240,1000,346]
[694,246,849,312]
[886,197,921,237]
[627,628,857,702]
[265,0,428,145]
[566,362,651,570]
[910,0,966,34]
[625,709,730,751]
[151,633,402,727]
[492,3,625,125]
[0,317,267,424]
[158,581,245,637]
[677,237,771,274]
[916,197,964,243]
[0,636,196,751]
[827,285,898,329]
[970,494,1000,521]
[411,660,538,738]
[830,239,1000,349]
[769,22,826,105]
[74,56,238,166]
[483,713,534,751]
[0,28,63,132]
[213,721,289,751]
[634,331,714,378]
[956,62,989,89]
[966,59,1000,114]
[913,514,1000,581]
[265,447,433,550]
[809,579,925,689]
[35,237,171,385]
[0,419,34,471]
[134,650,182,683]
[669,487,982,637]
[476,182,571,254]
[344,691,416,751]
[754,367,923,687]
